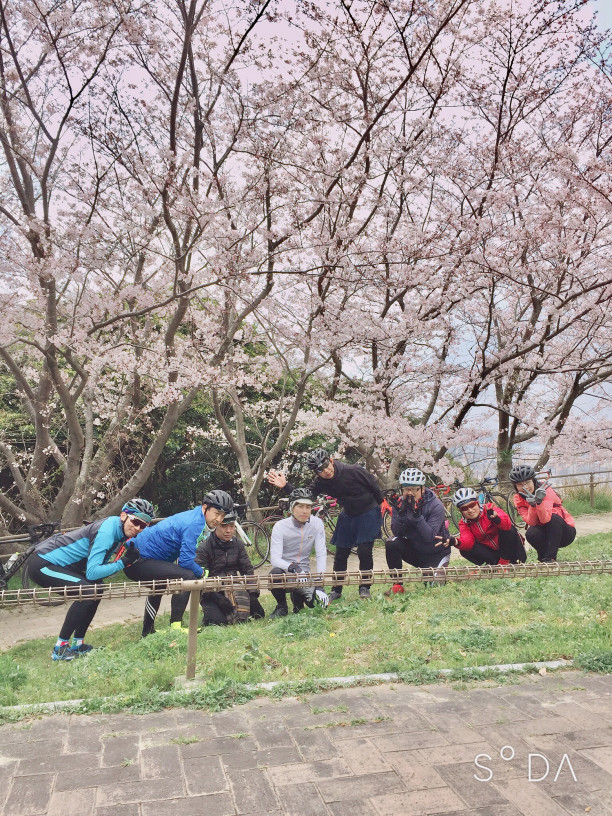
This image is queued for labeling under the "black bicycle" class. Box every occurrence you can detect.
[1,522,65,605]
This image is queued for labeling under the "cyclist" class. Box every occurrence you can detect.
[124,490,233,636]
[510,465,575,562]
[268,487,329,617]
[438,488,526,566]
[385,468,450,595]
[27,499,154,661]
[195,509,265,625]
[268,449,383,601]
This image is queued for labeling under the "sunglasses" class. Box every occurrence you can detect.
[127,516,149,530]
[459,501,480,512]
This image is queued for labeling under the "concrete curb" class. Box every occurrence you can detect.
[0,658,574,717]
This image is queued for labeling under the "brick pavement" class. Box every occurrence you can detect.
[0,670,610,816]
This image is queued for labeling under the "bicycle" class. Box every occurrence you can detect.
[1,522,65,605]
[233,504,270,568]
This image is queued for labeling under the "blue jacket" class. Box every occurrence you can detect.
[391,488,449,554]
[36,517,129,581]
[133,505,209,578]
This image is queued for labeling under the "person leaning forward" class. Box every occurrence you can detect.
[123,490,234,636]
[268,449,383,601]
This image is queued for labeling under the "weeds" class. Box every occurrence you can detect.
[0,532,609,719]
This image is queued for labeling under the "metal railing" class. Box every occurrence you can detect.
[1,562,611,680]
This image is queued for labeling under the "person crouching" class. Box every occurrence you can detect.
[268,488,329,617]
[441,488,526,566]
[194,510,265,625]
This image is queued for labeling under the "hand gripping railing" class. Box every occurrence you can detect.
[1,561,611,680]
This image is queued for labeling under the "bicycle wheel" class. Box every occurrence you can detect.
[238,521,270,568]
[447,501,461,535]
[489,492,525,528]
[324,515,338,555]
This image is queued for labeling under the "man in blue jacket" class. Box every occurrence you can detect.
[384,468,451,595]
[124,490,234,636]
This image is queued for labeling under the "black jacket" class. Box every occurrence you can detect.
[195,531,259,599]
[288,460,384,516]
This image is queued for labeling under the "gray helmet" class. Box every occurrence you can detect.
[399,468,426,486]
[203,490,234,513]
[307,448,331,472]
[290,487,314,503]
[218,510,237,524]
[122,498,155,523]
[509,465,535,484]
[453,487,479,508]
[289,488,314,510]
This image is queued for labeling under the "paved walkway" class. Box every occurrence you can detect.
[0,671,611,815]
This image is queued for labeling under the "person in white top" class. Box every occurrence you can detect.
[269,488,329,618]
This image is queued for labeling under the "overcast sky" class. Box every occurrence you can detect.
[592,1,612,32]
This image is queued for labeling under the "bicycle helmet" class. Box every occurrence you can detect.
[122,498,155,523]
[289,487,314,509]
[202,490,234,513]
[509,465,536,484]
[307,448,331,472]
[218,510,237,524]
[453,487,479,508]
[399,468,426,486]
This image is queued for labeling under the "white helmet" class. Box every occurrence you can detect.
[399,468,426,486]
[453,487,479,508]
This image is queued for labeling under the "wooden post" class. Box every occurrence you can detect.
[590,473,595,509]
[186,589,200,680]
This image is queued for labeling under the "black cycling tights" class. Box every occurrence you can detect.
[459,527,527,566]
[124,559,197,637]
[525,514,576,562]
[332,541,374,594]
[28,553,103,640]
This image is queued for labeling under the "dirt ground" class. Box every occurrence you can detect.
[1,512,610,652]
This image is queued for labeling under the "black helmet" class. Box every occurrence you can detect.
[122,498,155,523]
[509,465,536,484]
[203,490,234,513]
[307,448,331,472]
[289,488,314,507]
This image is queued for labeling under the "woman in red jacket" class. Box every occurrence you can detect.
[442,488,527,566]
[510,465,576,562]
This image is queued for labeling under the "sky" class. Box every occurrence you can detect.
[592,1,612,32]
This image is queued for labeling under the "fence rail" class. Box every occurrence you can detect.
[2,562,611,680]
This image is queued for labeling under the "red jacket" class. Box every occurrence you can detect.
[513,486,574,528]
[457,502,512,552]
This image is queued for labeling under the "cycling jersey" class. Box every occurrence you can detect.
[131,505,209,578]
[35,518,128,581]
[270,515,327,573]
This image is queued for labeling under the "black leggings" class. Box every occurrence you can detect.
[459,527,527,566]
[525,514,576,562]
[28,553,104,640]
[124,559,197,636]
[201,595,265,626]
[268,567,318,610]
[385,537,451,572]
[332,542,374,594]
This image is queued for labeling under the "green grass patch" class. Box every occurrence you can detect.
[0,532,610,720]
[562,485,612,517]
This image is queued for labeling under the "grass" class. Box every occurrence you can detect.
[561,485,612,517]
[0,532,610,720]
